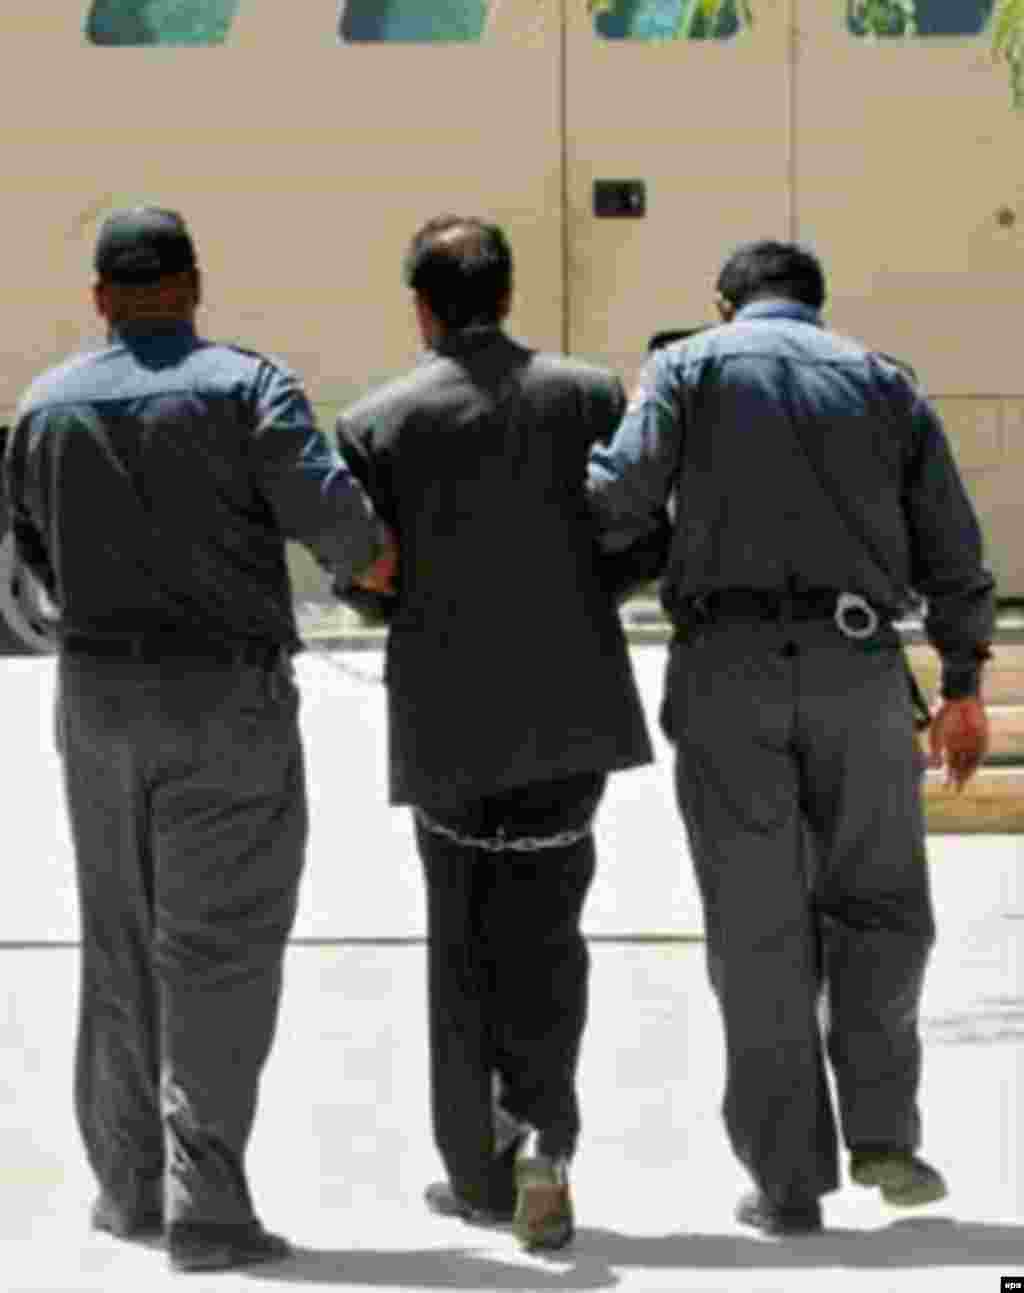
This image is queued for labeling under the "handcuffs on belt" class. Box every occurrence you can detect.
[833,592,880,641]
[834,592,932,726]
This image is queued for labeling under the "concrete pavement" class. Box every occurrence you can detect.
[1,646,1022,1291]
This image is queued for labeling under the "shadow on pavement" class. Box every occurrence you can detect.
[247,1217,1024,1286]
[247,1246,618,1289]
[571,1217,1024,1270]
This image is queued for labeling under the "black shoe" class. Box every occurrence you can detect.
[424,1182,515,1227]
[167,1220,291,1273]
[850,1150,948,1206]
[735,1190,823,1236]
[90,1195,163,1241]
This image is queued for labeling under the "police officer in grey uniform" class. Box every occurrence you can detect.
[3,208,395,1272]
[587,241,994,1235]
[336,216,653,1252]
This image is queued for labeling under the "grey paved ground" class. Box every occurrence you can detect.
[2,645,699,946]
[1,647,1022,1291]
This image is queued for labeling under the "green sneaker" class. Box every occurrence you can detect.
[850,1152,948,1206]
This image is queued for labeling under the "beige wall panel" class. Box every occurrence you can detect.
[1002,398,1024,456]
[933,398,1015,594]
[0,0,563,418]
[928,396,1024,597]
[973,498,1019,597]
[932,396,1002,471]
[969,398,1024,597]
[793,2,1024,396]
[565,0,793,383]
[954,464,1022,597]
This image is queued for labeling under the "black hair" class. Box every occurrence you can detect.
[715,240,826,312]
[403,215,512,331]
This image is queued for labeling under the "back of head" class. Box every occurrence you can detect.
[716,240,826,313]
[93,206,200,326]
[403,215,512,332]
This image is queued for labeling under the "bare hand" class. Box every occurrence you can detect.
[928,696,989,792]
[353,524,398,596]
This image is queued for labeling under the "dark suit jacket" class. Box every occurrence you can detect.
[336,328,654,807]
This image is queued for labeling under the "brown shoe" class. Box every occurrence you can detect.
[514,1153,574,1252]
[167,1220,291,1273]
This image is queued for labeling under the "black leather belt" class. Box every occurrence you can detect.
[61,635,285,667]
[687,588,862,624]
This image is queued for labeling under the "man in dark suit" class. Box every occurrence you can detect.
[336,215,653,1252]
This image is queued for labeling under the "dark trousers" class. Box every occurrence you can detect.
[663,624,935,1205]
[58,650,307,1228]
[415,772,604,1212]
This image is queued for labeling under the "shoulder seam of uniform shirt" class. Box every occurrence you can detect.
[14,385,259,415]
[219,343,294,373]
[708,352,871,367]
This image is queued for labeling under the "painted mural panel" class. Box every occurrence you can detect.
[593,0,740,40]
[82,2,1000,47]
[847,0,994,37]
[86,0,241,45]
[339,0,490,43]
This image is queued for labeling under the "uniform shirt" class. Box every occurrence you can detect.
[587,299,995,698]
[4,322,379,649]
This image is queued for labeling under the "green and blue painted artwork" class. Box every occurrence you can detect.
[847,0,994,36]
[593,0,740,40]
[339,0,490,43]
[86,0,241,45]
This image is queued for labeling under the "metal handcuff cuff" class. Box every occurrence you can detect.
[833,592,880,641]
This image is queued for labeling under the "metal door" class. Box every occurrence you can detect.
[564,0,794,384]
[564,0,1022,594]
[0,0,566,617]
[792,0,1024,593]
[0,0,566,419]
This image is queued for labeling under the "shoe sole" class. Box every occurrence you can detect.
[424,1186,513,1227]
[851,1163,948,1207]
[170,1245,290,1273]
[92,1214,164,1242]
[514,1164,574,1251]
[735,1200,822,1237]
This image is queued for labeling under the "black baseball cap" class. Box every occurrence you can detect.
[94,207,197,285]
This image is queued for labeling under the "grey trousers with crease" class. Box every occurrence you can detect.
[663,621,935,1205]
[58,649,307,1228]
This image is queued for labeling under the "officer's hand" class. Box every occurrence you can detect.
[354,524,398,595]
[928,696,989,792]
